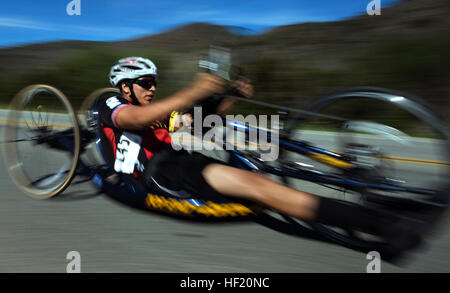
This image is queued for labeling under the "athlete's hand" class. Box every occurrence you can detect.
[216,76,253,115]
[174,113,193,132]
[189,73,225,100]
[230,76,253,99]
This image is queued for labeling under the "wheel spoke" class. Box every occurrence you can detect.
[2,85,81,199]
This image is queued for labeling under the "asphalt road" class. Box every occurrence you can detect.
[0,124,449,273]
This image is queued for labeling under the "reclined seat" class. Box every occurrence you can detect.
[90,97,193,199]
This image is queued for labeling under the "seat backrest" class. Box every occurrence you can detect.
[91,98,116,170]
[91,98,180,194]
[91,97,197,198]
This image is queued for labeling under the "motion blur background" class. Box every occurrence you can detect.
[0,0,449,122]
[0,0,449,273]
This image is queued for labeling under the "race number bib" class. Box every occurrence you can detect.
[114,132,142,174]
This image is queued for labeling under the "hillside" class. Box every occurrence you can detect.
[116,23,243,51]
[0,23,241,73]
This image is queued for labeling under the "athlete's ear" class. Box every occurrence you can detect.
[121,82,131,96]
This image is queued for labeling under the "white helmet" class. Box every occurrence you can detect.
[109,57,158,87]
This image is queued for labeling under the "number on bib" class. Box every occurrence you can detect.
[114,132,142,174]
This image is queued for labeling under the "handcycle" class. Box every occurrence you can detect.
[2,81,450,262]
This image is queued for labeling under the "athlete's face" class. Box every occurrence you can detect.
[132,76,157,105]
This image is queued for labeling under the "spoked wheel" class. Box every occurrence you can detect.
[282,87,450,252]
[2,85,81,199]
[78,88,120,167]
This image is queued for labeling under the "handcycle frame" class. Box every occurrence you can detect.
[74,88,446,217]
[3,85,449,257]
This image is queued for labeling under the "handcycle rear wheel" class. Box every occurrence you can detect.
[78,87,121,129]
[2,84,81,199]
[283,87,450,252]
[78,88,121,167]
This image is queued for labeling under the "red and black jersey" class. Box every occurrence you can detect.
[97,96,179,177]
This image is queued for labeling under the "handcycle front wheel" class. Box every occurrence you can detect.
[283,87,450,253]
[2,84,81,199]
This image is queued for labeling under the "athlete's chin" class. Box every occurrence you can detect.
[141,97,153,104]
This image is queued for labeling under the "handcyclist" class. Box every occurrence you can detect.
[98,56,424,255]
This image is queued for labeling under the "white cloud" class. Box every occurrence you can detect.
[0,16,149,37]
[0,17,56,31]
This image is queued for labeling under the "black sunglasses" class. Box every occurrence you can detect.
[133,78,157,90]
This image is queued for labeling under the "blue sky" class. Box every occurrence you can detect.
[0,0,401,48]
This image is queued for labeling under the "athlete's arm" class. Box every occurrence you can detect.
[114,73,224,130]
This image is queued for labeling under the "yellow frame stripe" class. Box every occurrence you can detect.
[307,152,355,169]
[168,111,179,133]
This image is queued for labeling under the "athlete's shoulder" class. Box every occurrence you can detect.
[99,96,129,110]
[97,95,130,127]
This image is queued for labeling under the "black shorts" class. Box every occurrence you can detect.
[141,148,226,200]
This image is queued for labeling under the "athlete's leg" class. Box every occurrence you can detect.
[202,163,424,253]
[202,163,319,220]
[144,150,422,254]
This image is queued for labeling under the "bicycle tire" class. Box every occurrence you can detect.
[2,84,81,199]
[285,87,450,250]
